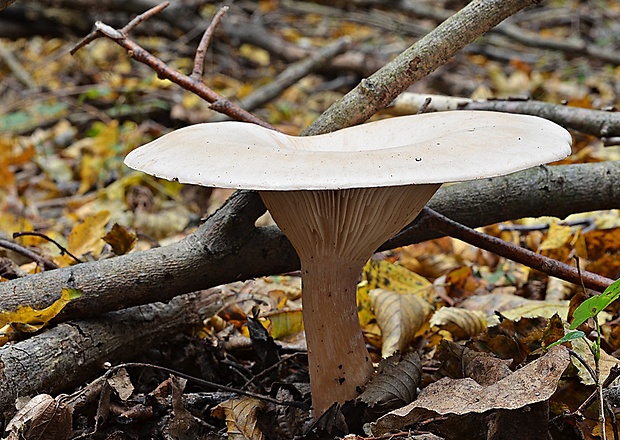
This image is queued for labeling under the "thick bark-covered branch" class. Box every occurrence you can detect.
[0,291,220,418]
[0,161,617,322]
[305,0,541,135]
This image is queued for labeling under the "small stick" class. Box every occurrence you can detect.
[108,362,309,410]
[191,5,229,80]
[13,232,83,264]
[70,3,273,128]
[120,2,169,34]
[0,238,58,271]
[413,207,613,292]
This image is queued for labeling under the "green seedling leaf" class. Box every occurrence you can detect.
[570,278,620,329]
[547,330,585,348]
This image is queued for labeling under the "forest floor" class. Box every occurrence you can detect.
[1,0,620,439]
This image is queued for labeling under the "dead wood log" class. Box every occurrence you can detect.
[0,161,617,324]
[0,290,221,419]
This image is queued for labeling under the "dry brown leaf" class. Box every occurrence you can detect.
[371,346,569,436]
[358,352,422,418]
[102,223,137,255]
[370,288,433,357]
[107,367,134,401]
[5,394,72,440]
[212,397,266,440]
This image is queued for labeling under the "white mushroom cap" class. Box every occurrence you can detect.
[124,111,572,191]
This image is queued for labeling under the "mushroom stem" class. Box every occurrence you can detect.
[300,256,374,416]
[260,184,440,416]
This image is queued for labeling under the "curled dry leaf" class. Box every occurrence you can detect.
[358,352,422,418]
[212,397,266,440]
[5,394,72,440]
[430,307,487,340]
[370,288,433,357]
[371,346,570,436]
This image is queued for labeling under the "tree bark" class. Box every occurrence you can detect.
[0,291,220,419]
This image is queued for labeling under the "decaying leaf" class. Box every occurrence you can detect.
[107,367,134,401]
[470,315,550,367]
[212,397,266,440]
[371,346,570,436]
[358,352,422,418]
[430,307,487,340]
[434,340,513,386]
[370,288,433,357]
[5,394,72,440]
[166,375,199,440]
[102,223,137,255]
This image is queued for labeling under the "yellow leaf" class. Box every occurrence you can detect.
[370,288,433,357]
[264,309,303,340]
[239,44,270,67]
[538,222,572,251]
[0,288,81,331]
[363,259,431,294]
[212,397,265,440]
[430,307,487,340]
[67,210,110,257]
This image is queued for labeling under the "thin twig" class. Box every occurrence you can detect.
[108,362,309,410]
[567,348,597,386]
[13,232,83,264]
[121,2,169,34]
[70,4,273,128]
[412,207,614,293]
[191,5,229,80]
[0,238,58,271]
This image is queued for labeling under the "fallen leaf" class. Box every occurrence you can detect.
[107,368,134,401]
[212,397,266,440]
[430,307,487,340]
[358,352,422,418]
[0,288,81,337]
[371,346,569,436]
[102,223,137,255]
[5,394,72,440]
[370,288,433,357]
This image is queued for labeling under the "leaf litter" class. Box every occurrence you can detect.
[0,0,619,438]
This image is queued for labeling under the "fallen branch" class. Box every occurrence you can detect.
[415,207,613,292]
[0,291,221,419]
[306,0,543,135]
[389,93,620,139]
[70,3,273,128]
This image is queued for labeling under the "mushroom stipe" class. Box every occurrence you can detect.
[124,111,572,417]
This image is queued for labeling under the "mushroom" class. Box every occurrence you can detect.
[124,111,572,416]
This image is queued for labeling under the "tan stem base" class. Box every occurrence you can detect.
[300,258,374,416]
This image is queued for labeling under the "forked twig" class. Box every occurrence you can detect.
[70,3,273,128]
[191,5,230,80]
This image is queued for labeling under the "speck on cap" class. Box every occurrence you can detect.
[124,111,572,191]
